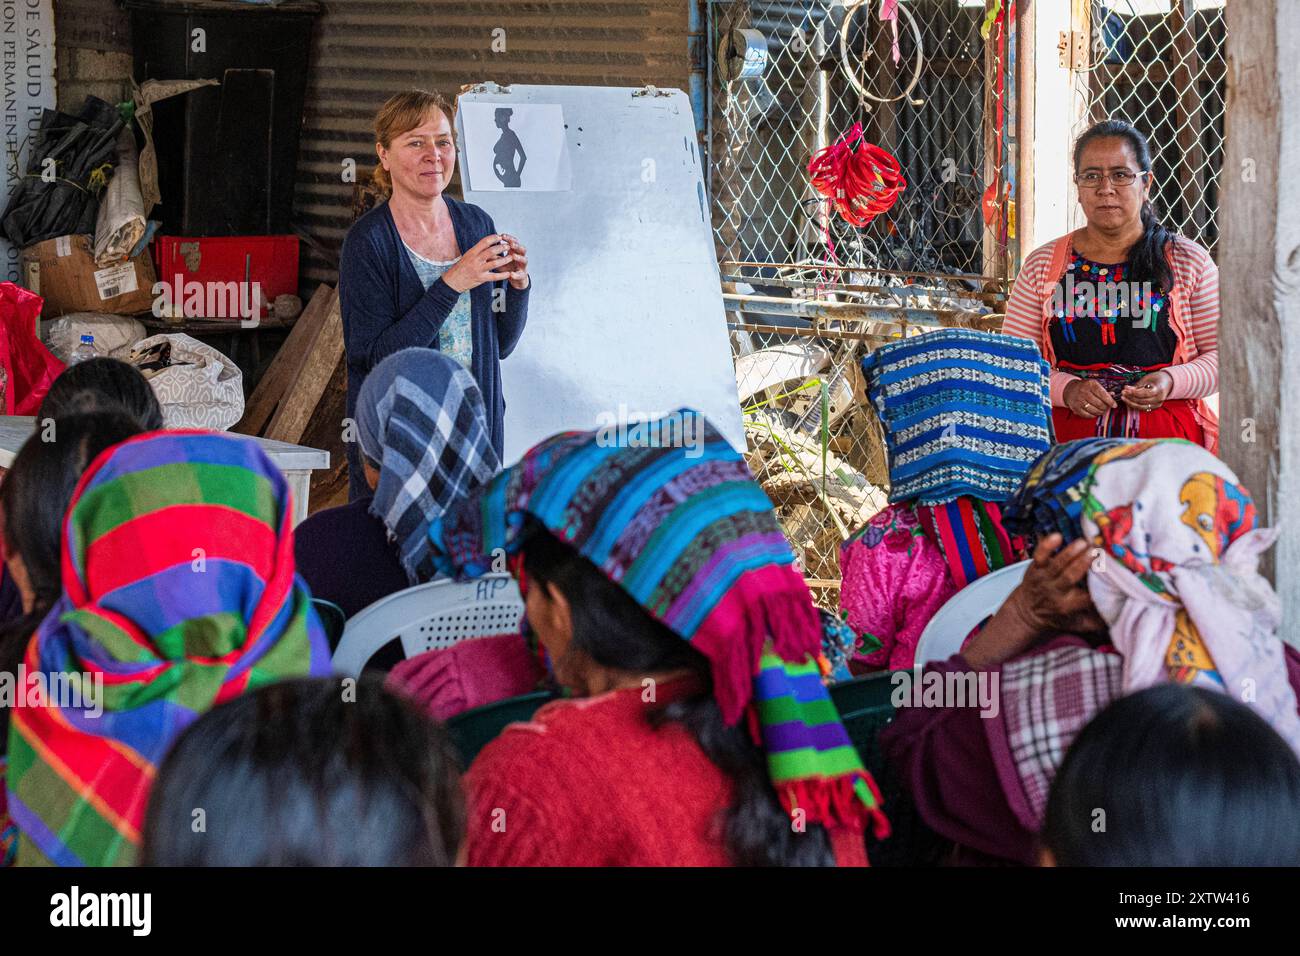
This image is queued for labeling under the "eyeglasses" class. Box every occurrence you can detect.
[1075,169,1147,189]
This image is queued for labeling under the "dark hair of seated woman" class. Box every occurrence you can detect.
[520,515,836,867]
[1042,684,1300,867]
[0,410,145,745]
[39,356,164,432]
[140,674,465,866]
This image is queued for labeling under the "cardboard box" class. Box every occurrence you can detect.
[20,234,157,317]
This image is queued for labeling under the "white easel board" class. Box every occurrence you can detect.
[456,84,745,462]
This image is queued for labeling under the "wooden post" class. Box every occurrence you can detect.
[798,23,831,253]
[1014,0,1034,270]
[1218,0,1300,633]
[863,1,899,169]
[982,0,999,277]
[710,0,751,264]
[1068,0,1091,232]
[1017,0,1087,256]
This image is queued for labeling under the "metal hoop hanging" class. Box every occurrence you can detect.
[839,0,925,110]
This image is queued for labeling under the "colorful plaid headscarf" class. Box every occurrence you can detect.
[6,431,331,866]
[429,410,889,844]
[356,348,500,584]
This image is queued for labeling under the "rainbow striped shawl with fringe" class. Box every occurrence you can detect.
[6,431,330,866]
[429,410,889,849]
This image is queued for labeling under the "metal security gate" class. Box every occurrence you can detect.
[707,0,1016,601]
[1075,0,1227,251]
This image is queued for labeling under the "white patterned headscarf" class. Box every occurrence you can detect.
[991,438,1300,830]
[1080,439,1300,756]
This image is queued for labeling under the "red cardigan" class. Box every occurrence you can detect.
[464,683,735,866]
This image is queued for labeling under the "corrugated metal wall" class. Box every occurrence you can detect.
[294,0,692,289]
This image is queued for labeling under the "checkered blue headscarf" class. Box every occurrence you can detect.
[356,348,500,584]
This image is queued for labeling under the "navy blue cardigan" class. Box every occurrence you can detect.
[338,197,530,497]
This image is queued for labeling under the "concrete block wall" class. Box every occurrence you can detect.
[55,0,132,113]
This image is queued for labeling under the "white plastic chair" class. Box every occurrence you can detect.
[332,573,526,677]
[912,559,1030,668]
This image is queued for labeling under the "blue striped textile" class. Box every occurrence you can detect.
[862,329,1055,504]
[1000,437,1146,548]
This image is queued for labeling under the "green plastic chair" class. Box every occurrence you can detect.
[830,671,897,773]
[447,690,556,767]
[311,598,347,652]
[830,672,944,866]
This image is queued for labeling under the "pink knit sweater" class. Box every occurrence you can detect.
[1002,233,1220,410]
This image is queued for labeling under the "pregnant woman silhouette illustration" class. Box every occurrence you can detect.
[492,108,527,188]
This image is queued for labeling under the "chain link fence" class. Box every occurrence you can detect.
[1075,0,1226,252]
[707,0,1013,604]
[709,0,1000,273]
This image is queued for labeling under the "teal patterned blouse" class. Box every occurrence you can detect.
[402,241,474,371]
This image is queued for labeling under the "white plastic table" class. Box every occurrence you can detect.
[0,416,330,527]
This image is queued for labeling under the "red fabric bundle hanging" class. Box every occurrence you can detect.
[807,123,906,228]
[0,282,63,415]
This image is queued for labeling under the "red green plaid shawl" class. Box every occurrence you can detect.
[5,431,330,866]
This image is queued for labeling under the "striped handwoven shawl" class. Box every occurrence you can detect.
[862,328,1054,505]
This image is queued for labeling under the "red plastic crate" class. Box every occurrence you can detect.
[152,235,299,320]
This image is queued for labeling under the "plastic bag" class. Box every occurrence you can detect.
[42,312,146,363]
[92,129,146,267]
[0,282,65,415]
[127,332,243,430]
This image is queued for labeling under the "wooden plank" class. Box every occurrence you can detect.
[797,25,829,252]
[300,355,350,515]
[265,291,344,445]
[863,1,898,171]
[232,284,335,436]
[268,288,339,429]
[1218,0,1300,636]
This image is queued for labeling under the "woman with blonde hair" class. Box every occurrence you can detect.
[339,89,531,500]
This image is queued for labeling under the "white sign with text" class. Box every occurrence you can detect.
[0,0,55,283]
